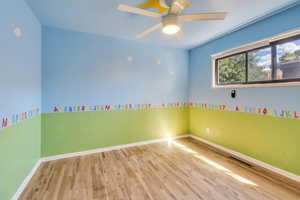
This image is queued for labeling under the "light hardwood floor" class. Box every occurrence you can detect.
[20,138,300,200]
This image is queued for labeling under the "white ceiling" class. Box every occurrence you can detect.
[25,0,300,49]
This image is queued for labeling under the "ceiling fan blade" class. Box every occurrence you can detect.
[136,23,163,39]
[176,30,184,40]
[170,0,189,14]
[179,12,227,22]
[118,4,161,18]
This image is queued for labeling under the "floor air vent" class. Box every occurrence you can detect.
[229,156,253,168]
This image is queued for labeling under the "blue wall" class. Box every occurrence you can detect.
[189,4,300,110]
[0,0,41,119]
[0,1,41,199]
[42,26,189,112]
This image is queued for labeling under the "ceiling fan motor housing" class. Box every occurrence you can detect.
[160,0,173,8]
[162,14,179,27]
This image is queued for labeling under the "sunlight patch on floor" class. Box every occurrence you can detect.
[171,140,258,186]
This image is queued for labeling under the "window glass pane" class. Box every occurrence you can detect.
[276,38,300,80]
[248,47,272,82]
[218,54,246,85]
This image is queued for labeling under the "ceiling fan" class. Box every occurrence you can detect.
[117,0,227,39]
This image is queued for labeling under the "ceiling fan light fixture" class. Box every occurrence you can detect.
[162,24,180,35]
[162,14,180,35]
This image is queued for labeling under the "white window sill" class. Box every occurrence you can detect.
[213,82,300,88]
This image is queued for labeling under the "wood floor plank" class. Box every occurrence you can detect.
[19,138,300,200]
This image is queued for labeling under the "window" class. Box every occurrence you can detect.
[248,47,272,82]
[214,34,300,87]
[276,37,300,80]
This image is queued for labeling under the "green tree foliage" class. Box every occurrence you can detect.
[218,54,246,84]
[279,53,298,63]
[295,50,300,57]
[279,50,300,63]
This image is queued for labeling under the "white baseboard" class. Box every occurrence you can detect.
[11,159,42,200]
[41,135,190,162]
[190,135,300,183]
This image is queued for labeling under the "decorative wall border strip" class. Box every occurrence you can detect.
[49,102,300,120]
[0,108,40,131]
[189,103,299,120]
[51,102,189,113]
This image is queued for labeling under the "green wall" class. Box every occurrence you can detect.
[190,107,300,176]
[0,116,41,200]
[41,106,300,177]
[2,105,300,200]
[42,107,189,157]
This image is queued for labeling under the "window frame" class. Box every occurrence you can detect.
[213,32,300,88]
